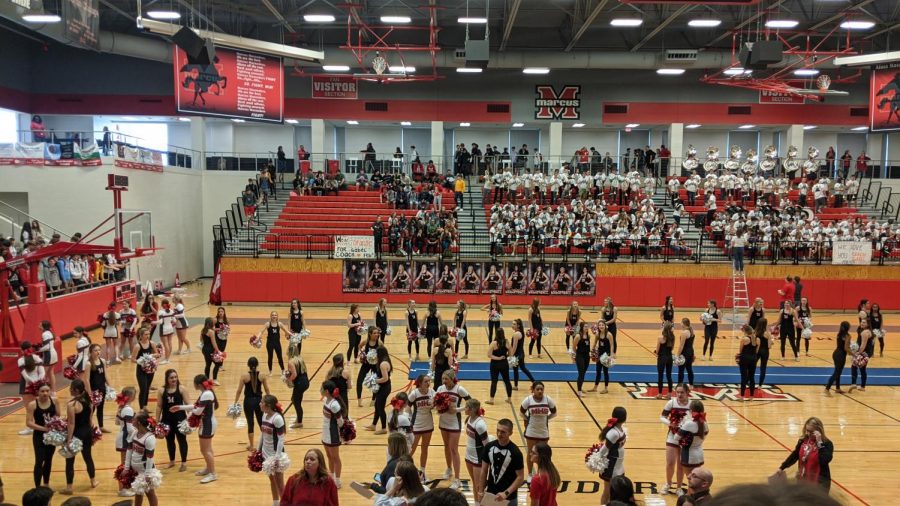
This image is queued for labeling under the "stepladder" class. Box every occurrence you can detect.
[725,269,750,336]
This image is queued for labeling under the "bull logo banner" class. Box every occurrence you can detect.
[870,63,900,132]
[535,85,581,120]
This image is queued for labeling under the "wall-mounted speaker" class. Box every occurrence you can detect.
[172,26,213,65]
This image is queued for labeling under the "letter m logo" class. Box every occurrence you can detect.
[534,85,581,120]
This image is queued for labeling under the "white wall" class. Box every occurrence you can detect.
[889,133,900,161]
[206,123,233,153]
[233,124,294,154]
[684,129,728,153]
[40,115,94,137]
[167,123,191,148]
[344,127,402,156]
[452,128,510,152]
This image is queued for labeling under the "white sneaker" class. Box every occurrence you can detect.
[451,479,462,490]
[118,489,136,497]
[160,359,170,365]
[661,483,672,494]
[194,469,209,476]
[18,428,33,435]
[676,488,686,498]
[334,477,342,489]
[200,473,218,484]
[443,468,452,480]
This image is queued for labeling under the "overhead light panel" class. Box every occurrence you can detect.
[688,19,721,27]
[401,121,412,126]
[610,18,643,27]
[303,14,335,23]
[285,119,299,124]
[657,68,686,75]
[841,20,875,30]
[686,124,701,129]
[572,123,585,128]
[146,10,181,20]
[852,126,868,131]
[121,116,138,121]
[803,125,817,130]
[459,122,471,127]
[739,124,756,129]
[834,51,900,67]
[794,68,820,76]
[625,123,640,128]
[512,123,524,127]
[22,13,61,23]
[231,118,246,123]
[765,19,799,28]
[458,17,487,24]
[389,66,416,73]
[523,68,550,74]
[724,67,752,76]
[346,120,359,125]
[456,67,483,73]
[322,65,350,72]
[381,16,411,24]
[177,117,191,122]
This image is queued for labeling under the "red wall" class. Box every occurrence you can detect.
[603,101,866,126]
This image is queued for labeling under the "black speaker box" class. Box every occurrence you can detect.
[172,27,210,64]
[749,40,783,66]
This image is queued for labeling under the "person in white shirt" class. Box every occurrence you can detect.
[705,193,717,225]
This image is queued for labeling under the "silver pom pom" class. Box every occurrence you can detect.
[541,327,550,337]
[105,386,117,402]
[132,468,163,494]
[457,328,467,340]
[507,356,519,368]
[226,403,243,419]
[43,430,67,447]
[599,353,615,368]
[363,371,380,394]
[673,355,686,366]
[261,453,291,476]
[289,333,304,346]
[177,419,195,435]
[366,349,378,365]
[801,328,813,340]
[59,437,83,458]
[585,448,609,473]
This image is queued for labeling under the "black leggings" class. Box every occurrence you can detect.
[425,333,437,357]
[608,324,618,354]
[487,320,500,343]
[165,422,189,462]
[244,396,263,434]
[512,352,534,387]
[825,353,846,390]
[528,334,543,356]
[372,381,391,429]
[576,354,589,392]
[780,327,799,358]
[677,355,694,385]
[203,350,222,380]
[267,337,284,372]
[489,361,512,399]
[804,335,810,353]
[878,336,885,355]
[136,369,154,410]
[703,325,716,357]
[657,356,673,395]
[407,336,420,356]
[739,357,757,396]
[455,332,469,356]
[347,331,361,361]
[851,364,868,388]
[94,399,105,428]
[356,364,373,400]
[32,440,54,487]
[594,361,609,387]
[292,380,310,423]
[65,436,95,485]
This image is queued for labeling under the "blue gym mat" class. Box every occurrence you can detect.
[408,362,900,386]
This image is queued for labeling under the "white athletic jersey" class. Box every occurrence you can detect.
[21,364,46,385]
[102,312,121,338]
[407,388,435,433]
[600,426,626,478]
[173,303,189,329]
[38,330,58,365]
[259,412,286,458]
[18,355,44,369]
[436,384,470,431]
[465,416,489,465]
[392,412,413,450]
[73,337,91,371]
[321,398,343,446]
[128,431,156,473]
[675,417,707,466]
[661,398,692,446]
[157,308,175,335]
[520,395,557,440]
[116,405,136,451]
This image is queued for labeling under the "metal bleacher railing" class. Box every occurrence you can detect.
[16,129,199,169]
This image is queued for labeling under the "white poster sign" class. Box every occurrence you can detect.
[832,241,872,265]
[334,235,374,259]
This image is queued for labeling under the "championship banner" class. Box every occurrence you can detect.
[832,242,872,265]
[870,63,900,132]
[63,0,100,49]
[312,75,358,99]
[334,235,375,258]
[114,144,164,173]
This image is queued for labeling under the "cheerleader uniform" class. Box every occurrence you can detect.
[88,360,107,429]
[465,415,489,465]
[512,332,535,388]
[242,372,264,435]
[102,312,121,341]
[656,338,674,396]
[575,332,591,392]
[173,304,189,332]
[356,337,381,400]
[65,398,96,486]
[115,405,136,453]
[127,431,156,478]
[780,308,798,359]
[73,336,91,373]
[347,313,362,361]
[425,312,439,357]
[675,416,706,468]
[375,307,388,340]
[134,342,155,409]
[38,330,58,367]
[662,306,675,325]
[487,301,502,343]
[677,329,696,386]
[202,329,222,381]
[528,308,544,356]
[259,412,286,459]
[289,309,304,354]
[593,333,612,387]
[454,309,469,356]
[565,312,580,349]
[265,323,284,373]
[436,383,470,433]
[825,333,847,392]
[32,399,57,487]
[321,398,343,447]
[157,308,175,338]
[21,365,47,395]
[739,338,758,397]
[661,398,691,449]
[121,308,137,339]
[520,395,557,442]
[159,387,188,464]
[602,307,618,353]
[406,309,420,356]
[407,388,435,436]
[599,426,626,482]
[18,355,44,396]
[188,389,217,439]
[703,309,718,358]
[393,411,414,450]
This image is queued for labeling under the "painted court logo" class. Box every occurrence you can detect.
[534,85,581,120]
[623,383,800,402]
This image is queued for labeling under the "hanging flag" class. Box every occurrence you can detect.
[208,261,222,305]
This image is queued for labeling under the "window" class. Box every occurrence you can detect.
[94,119,169,152]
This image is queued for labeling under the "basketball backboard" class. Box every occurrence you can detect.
[115,209,153,257]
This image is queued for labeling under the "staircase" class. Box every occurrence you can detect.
[220,182,289,256]
[457,180,491,258]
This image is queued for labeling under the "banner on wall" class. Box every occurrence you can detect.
[0,142,46,165]
[114,144,164,172]
[0,142,103,166]
[75,143,103,166]
[365,260,388,292]
[535,85,581,120]
[832,242,872,265]
[412,261,437,293]
[870,63,900,132]
[343,260,367,292]
[758,91,804,104]
[63,0,100,50]
[334,235,375,258]
[311,75,358,99]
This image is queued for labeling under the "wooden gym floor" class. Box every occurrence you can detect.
[1,281,898,505]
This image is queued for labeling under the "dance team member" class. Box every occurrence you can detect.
[747,298,765,331]
[564,301,581,349]
[61,379,98,495]
[19,347,46,436]
[234,357,269,450]
[84,344,110,432]
[347,304,364,362]
[738,324,759,400]
[436,370,470,488]
[259,395,288,506]
[701,300,719,361]
[121,302,138,360]
[756,319,774,388]
[156,369,190,471]
[527,298,545,359]
[172,295,190,355]
[374,298,389,340]
[660,296,676,325]
[101,304,121,364]
[26,383,59,488]
[573,322,591,397]
[655,322,675,398]
[72,326,91,374]
[849,318,872,393]
[286,345,309,428]
[482,295,503,343]
[520,381,557,480]
[601,297,619,355]
[356,327,383,408]
[258,312,288,375]
[825,322,851,395]
[486,328,513,405]
[408,374,436,480]
[796,297,812,356]
[200,318,223,385]
[406,300,421,360]
[431,331,454,388]
[588,321,612,393]
[510,319,535,389]
[171,375,219,483]
[869,302,884,357]
[320,380,346,488]
[424,301,442,357]
[660,384,692,495]
[288,299,305,355]
[127,412,159,506]
[115,386,137,492]
[676,318,696,387]
[779,301,799,361]
[36,321,59,392]
[213,307,229,359]
[368,346,393,434]
[325,355,351,417]
[453,300,469,359]
[132,328,159,410]
[387,392,413,450]
[597,407,628,506]
[140,294,159,341]
[464,398,488,505]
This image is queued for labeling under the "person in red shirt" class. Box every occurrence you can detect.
[659,144,671,176]
[528,441,559,506]
[576,147,590,172]
[777,276,795,309]
[280,448,338,506]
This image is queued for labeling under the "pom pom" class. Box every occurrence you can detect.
[385,327,393,336]
[850,342,860,353]
[590,324,600,335]
[92,426,103,445]
[132,468,163,494]
[281,370,293,388]
[584,443,609,473]
[261,453,291,476]
[427,369,435,381]
[542,327,550,337]
[91,389,104,407]
[43,430,68,447]
[136,355,158,374]
[489,311,501,322]
[59,437,83,458]
[340,419,357,443]
[247,450,264,473]
[673,355,686,366]
[852,352,869,368]
[299,329,311,339]
[66,354,77,366]
[114,464,138,489]
[63,365,79,380]
[769,325,780,337]
[357,323,369,335]
[216,324,231,339]
[289,333,304,346]
[527,328,539,341]
[565,325,575,336]
[457,328,467,340]
[873,329,885,339]
[24,379,49,396]
[226,403,243,419]
[590,347,600,362]
[45,415,68,433]
[801,317,813,330]
[507,356,519,368]
[448,327,458,338]
[105,386,117,402]
[177,419,196,435]
[700,312,713,325]
[407,330,418,341]
[363,371,380,394]
[154,423,170,439]
[599,353,615,368]
[668,411,686,434]
[212,351,227,364]
[249,334,263,349]
[801,328,813,340]
[366,349,378,365]
[433,392,452,414]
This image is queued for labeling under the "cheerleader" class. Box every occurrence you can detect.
[100,303,121,364]
[320,380,346,488]
[655,323,675,398]
[325,355,351,417]
[347,303,364,362]
[660,296,675,325]
[424,301,442,357]
[510,319,535,389]
[156,298,175,364]
[72,326,91,374]
[676,319,696,387]
[287,345,309,428]
[213,307,229,358]
[388,392,413,450]
[738,324,759,399]
[288,299,305,355]
[701,300,719,361]
[257,312,289,375]
[259,395,287,505]
[200,318,223,384]
[796,297,812,356]
[367,346,393,434]
[140,293,159,341]
[26,383,59,488]
[61,379,98,495]
[660,384,692,495]
[464,398,488,505]
[779,301,799,361]
[436,370,470,488]
[36,321,58,392]
[869,302,884,357]
[849,318,872,393]
[601,297,619,355]
[573,322,591,396]
[564,301,581,349]
[156,369,190,471]
[673,400,708,479]
[18,342,43,435]
[121,302,138,361]
[755,318,774,387]
[528,298,544,358]
[374,298,389,340]
[486,328,513,405]
[172,295,190,355]
[83,344,110,432]
[520,381,557,479]
[597,407,627,506]
[825,322,851,395]
[481,294,503,343]
[233,357,269,450]
[115,386,137,476]
[431,332,454,387]
[406,300,420,360]
[588,321,612,393]
[355,327,384,408]
[132,328,160,410]
[170,374,219,483]
[747,297,765,330]
[453,300,469,359]
[128,412,159,506]
[407,374,436,477]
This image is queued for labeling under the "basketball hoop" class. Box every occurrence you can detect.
[816,75,832,93]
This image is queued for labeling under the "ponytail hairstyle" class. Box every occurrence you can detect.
[457,300,467,312]
[662,322,676,348]
[247,357,260,393]
[857,299,869,313]
[837,321,850,340]
[321,380,346,417]
[495,327,507,349]
[600,406,627,443]
[513,318,524,335]
[350,303,359,315]
[326,354,345,381]
[388,392,409,432]
[689,400,707,439]
[133,410,151,432]
[194,374,219,409]
[664,295,673,310]
[530,297,540,313]
[201,317,215,338]
[681,317,693,333]
[262,394,283,415]
[439,323,449,339]
[753,317,767,347]
[376,345,392,368]
[465,398,484,419]
[428,300,438,316]
[69,379,91,409]
[23,354,36,372]
[533,442,561,490]
[106,305,118,325]
[120,386,137,404]
[41,320,52,332]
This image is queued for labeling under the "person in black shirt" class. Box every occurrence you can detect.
[372,216,384,256]
[479,418,524,505]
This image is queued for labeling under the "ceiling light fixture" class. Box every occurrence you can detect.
[688,19,721,27]
[231,118,245,123]
[401,121,412,126]
[177,117,191,122]
[794,68,820,76]
[346,120,359,125]
[523,67,550,74]
[22,12,61,23]
[512,123,524,127]
[803,125,817,130]
[456,67,483,73]
[388,66,416,73]
[572,123,585,128]
[657,68,686,75]
[458,17,487,24]
[285,119,299,124]
[303,14,336,23]
[322,65,350,72]
[381,16,411,24]
[626,123,640,128]
[723,67,752,76]
[765,19,799,28]
[852,126,868,131]
[834,51,900,67]
[610,18,643,27]
[739,124,756,129]
[146,10,181,20]
[686,124,701,129]
[841,20,875,30]
[459,122,471,127]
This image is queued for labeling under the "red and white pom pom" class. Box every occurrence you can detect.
[66,354,77,366]
[154,423,171,439]
[249,334,263,349]
[91,390,105,407]
[584,443,608,473]
[131,468,163,494]
[247,450,264,472]
[63,365,79,380]
[261,453,291,476]
[212,351,227,364]
[114,464,138,489]
[91,426,103,445]
[433,392,452,414]
[340,419,357,443]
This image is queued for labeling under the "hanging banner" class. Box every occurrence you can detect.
[759,90,804,104]
[62,0,100,50]
[832,242,873,265]
[114,144,164,172]
[0,142,103,166]
[16,142,46,166]
[311,75,359,99]
[75,143,103,166]
[870,63,900,132]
